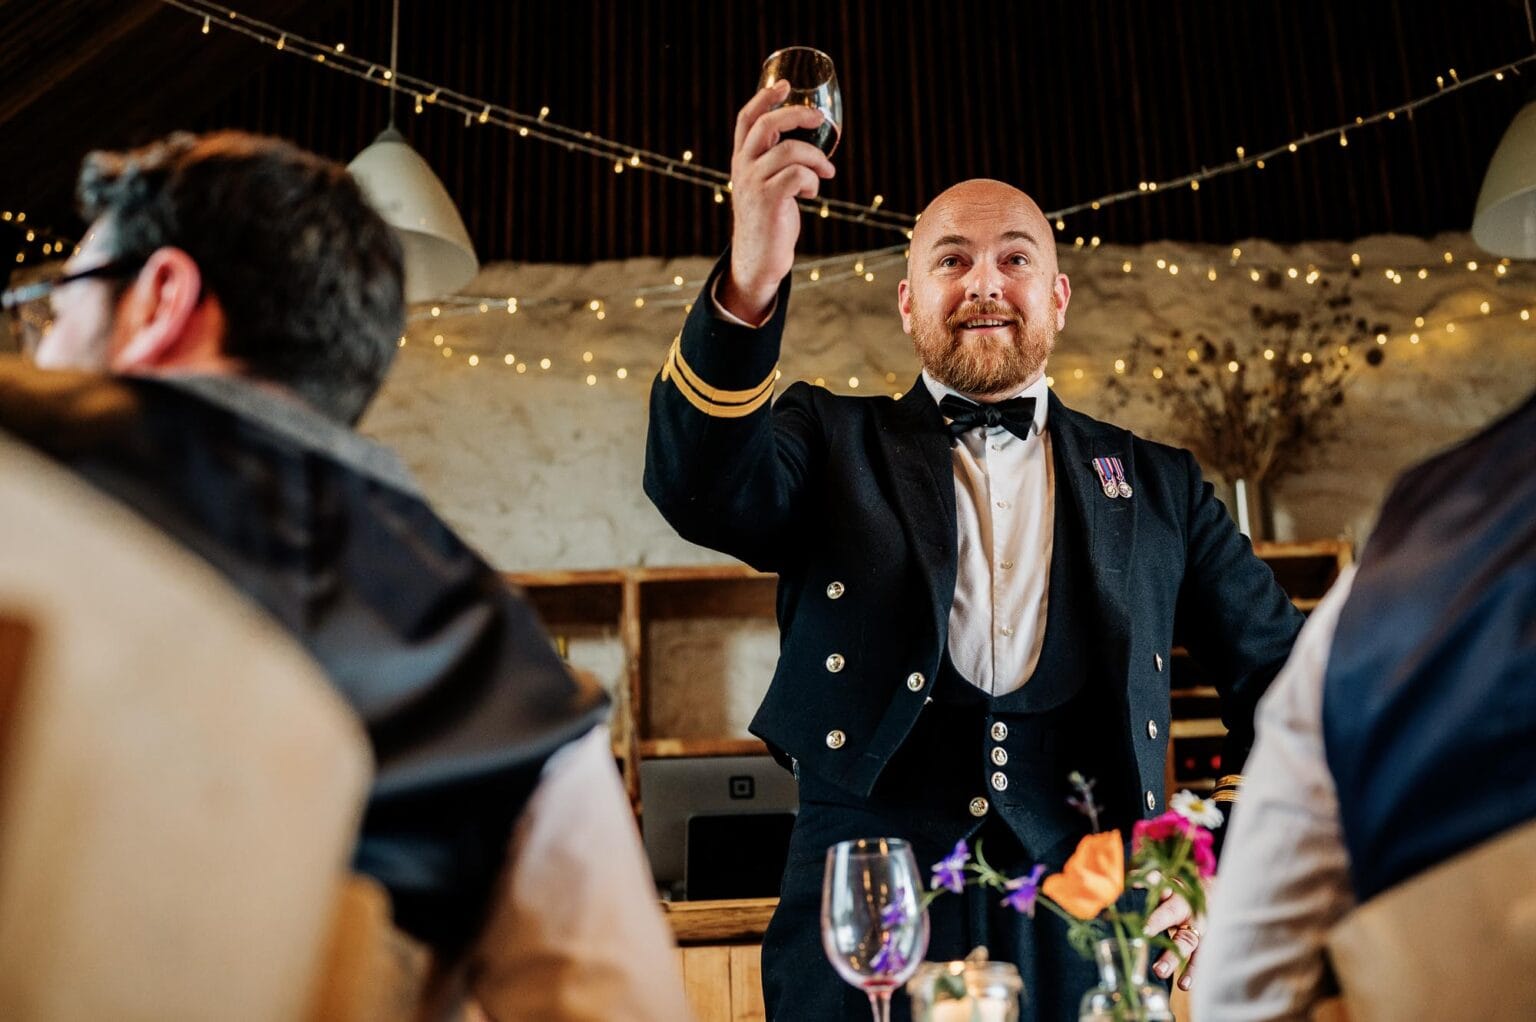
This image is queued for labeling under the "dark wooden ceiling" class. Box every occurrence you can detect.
[3,0,1534,267]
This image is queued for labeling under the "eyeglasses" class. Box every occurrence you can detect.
[1,258,143,355]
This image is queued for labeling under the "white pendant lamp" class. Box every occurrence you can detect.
[346,0,478,302]
[1472,97,1536,258]
[1472,2,1536,258]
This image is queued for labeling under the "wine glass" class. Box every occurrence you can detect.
[759,46,843,157]
[821,837,930,1022]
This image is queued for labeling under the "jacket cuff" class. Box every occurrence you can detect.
[660,251,790,418]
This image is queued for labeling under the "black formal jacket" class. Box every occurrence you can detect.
[645,259,1303,817]
[0,360,608,953]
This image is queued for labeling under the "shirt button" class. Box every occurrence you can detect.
[1147,720,1159,740]
[1155,653,1164,672]
[990,443,1003,452]
[825,653,845,673]
[991,772,1009,792]
[1145,790,1157,811]
[1000,625,1014,637]
[826,730,846,749]
[826,581,845,599]
[969,797,990,817]
[906,672,926,692]
[1000,560,1014,570]
[995,500,1009,510]
[990,722,1008,741]
[991,747,1008,766]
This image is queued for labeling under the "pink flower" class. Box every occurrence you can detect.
[1190,826,1216,879]
[1131,810,1194,851]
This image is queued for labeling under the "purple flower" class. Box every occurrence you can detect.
[1000,863,1047,916]
[870,940,908,976]
[880,894,908,928]
[930,839,970,894]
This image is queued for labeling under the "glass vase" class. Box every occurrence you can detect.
[1077,938,1173,1022]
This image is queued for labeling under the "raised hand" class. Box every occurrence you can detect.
[719,79,836,324]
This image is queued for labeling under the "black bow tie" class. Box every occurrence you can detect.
[939,394,1037,442]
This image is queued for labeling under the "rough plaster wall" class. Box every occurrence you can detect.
[360,236,1535,739]
[364,233,1535,567]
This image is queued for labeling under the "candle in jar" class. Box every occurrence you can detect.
[927,999,1010,1022]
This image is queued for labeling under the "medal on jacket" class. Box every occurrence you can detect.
[1110,457,1133,498]
[1092,457,1119,498]
[1092,456,1133,499]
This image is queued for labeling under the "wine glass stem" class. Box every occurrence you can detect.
[867,990,892,1022]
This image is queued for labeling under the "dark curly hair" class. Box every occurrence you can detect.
[77,131,404,424]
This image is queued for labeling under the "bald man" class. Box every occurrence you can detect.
[644,81,1303,1022]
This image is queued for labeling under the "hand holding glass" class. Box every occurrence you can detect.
[759,46,843,157]
[821,837,930,1022]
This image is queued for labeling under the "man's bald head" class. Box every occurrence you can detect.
[909,179,1059,278]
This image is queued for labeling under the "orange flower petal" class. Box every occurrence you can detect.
[1041,831,1125,919]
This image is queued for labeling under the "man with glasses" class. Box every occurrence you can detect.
[0,130,688,1021]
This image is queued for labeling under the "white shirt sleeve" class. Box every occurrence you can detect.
[708,275,777,328]
[1192,567,1358,1022]
[466,726,694,1022]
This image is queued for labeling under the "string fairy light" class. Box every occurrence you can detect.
[159,0,917,235]
[158,0,1536,242]
[399,244,1535,392]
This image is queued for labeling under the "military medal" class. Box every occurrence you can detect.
[1092,457,1119,498]
[1110,457,1134,498]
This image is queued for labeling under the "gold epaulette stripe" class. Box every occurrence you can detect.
[664,339,776,419]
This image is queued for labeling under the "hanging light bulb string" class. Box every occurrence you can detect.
[159,0,917,234]
[162,0,1536,241]
[1048,52,1536,221]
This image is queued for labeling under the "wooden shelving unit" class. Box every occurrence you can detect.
[1167,538,1354,792]
[507,538,1354,805]
[505,564,777,804]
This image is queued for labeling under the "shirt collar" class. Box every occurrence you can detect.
[920,369,1051,437]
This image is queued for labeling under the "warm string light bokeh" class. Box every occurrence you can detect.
[10,3,1536,391]
[397,243,1536,395]
[159,0,1536,240]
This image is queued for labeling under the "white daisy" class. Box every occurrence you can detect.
[1171,790,1224,828]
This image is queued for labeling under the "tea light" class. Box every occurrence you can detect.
[928,999,1010,1022]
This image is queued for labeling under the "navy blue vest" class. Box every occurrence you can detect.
[807,434,1141,868]
[1322,393,1536,903]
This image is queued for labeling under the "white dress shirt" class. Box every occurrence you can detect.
[921,372,1054,696]
[1193,567,1358,1022]
[465,725,694,1021]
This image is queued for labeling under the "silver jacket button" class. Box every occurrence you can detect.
[826,729,846,749]
[1155,653,1164,672]
[1145,790,1157,811]
[991,772,1008,792]
[969,796,990,817]
[1147,720,1159,740]
[826,581,845,599]
[991,747,1008,766]
[906,672,926,692]
[990,721,1009,741]
[825,653,845,673]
